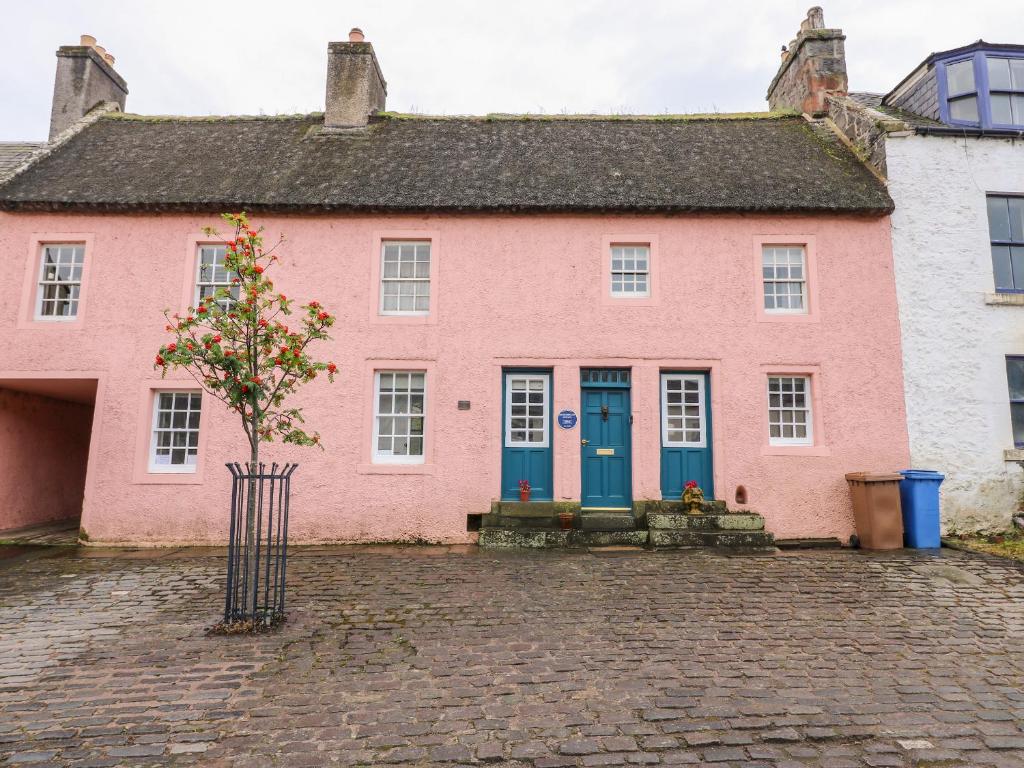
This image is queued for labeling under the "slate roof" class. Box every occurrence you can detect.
[0,113,893,215]
[0,142,43,181]
[847,92,945,130]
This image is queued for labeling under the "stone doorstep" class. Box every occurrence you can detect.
[647,512,765,531]
[648,529,776,549]
[478,529,648,549]
[579,512,637,531]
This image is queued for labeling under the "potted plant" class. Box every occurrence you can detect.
[683,480,705,515]
[519,479,531,503]
[558,509,575,530]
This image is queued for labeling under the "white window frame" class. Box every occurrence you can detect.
[35,244,85,321]
[379,241,431,316]
[504,373,550,448]
[767,376,813,446]
[149,391,202,473]
[372,371,427,464]
[609,244,651,299]
[194,244,239,311]
[762,245,808,314]
[660,373,707,448]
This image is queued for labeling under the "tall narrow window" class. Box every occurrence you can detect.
[610,245,650,298]
[767,376,812,445]
[373,371,426,462]
[505,373,549,446]
[36,244,84,319]
[380,242,430,315]
[150,391,202,472]
[195,245,239,311]
[945,58,979,123]
[1007,357,1024,448]
[661,374,705,447]
[762,246,807,313]
[987,196,1024,292]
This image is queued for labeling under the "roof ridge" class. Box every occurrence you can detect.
[102,110,801,124]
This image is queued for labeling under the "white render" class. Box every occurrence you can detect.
[886,133,1024,531]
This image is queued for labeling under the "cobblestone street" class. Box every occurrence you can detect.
[1,545,1023,767]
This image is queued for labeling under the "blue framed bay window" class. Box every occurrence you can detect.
[986,196,1024,293]
[937,49,1024,130]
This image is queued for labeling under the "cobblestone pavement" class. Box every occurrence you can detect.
[2,545,1024,767]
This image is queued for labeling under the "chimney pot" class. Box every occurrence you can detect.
[349,27,365,42]
[103,53,115,66]
[93,44,107,57]
[80,34,96,47]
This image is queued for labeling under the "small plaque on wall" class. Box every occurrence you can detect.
[457,400,471,410]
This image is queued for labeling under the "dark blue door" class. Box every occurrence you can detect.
[580,376,632,510]
[660,372,714,499]
[501,371,552,501]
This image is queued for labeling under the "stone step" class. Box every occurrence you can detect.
[638,499,728,517]
[579,512,636,531]
[649,529,775,549]
[479,528,648,549]
[648,512,765,531]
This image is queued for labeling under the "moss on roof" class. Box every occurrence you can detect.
[0,112,892,215]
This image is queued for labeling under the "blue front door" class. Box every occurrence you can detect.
[580,371,632,509]
[501,370,553,500]
[660,372,714,499]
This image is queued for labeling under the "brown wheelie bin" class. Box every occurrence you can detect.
[844,472,904,549]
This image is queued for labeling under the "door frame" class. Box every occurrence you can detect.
[579,368,633,510]
[659,370,714,500]
[500,368,554,501]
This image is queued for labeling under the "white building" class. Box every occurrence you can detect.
[832,44,1024,531]
[769,11,1024,532]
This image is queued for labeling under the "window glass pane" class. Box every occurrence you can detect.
[1012,247,1024,292]
[1007,358,1024,401]
[946,59,976,95]
[948,95,978,122]
[987,57,1012,90]
[991,94,1013,125]
[1013,402,1024,448]
[987,197,1011,241]
[992,246,1014,290]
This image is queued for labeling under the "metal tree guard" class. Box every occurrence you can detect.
[224,462,297,628]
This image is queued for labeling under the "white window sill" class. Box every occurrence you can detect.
[985,293,1024,306]
[357,463,435,475]
[1004,448,1024,461]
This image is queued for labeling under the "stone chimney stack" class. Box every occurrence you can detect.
[49,35,128,141]
[766,7,847,116]
[325,28,387,128]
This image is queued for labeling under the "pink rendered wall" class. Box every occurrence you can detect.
[0,388,93,532]
[0,211,910,545]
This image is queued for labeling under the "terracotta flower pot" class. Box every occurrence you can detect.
[558,512,574,530]
[519,489,530,503]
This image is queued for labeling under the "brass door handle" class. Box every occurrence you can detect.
[581,439,589,445]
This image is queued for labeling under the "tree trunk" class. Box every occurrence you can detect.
[244,430,260,622]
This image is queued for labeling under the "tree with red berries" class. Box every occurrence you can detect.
[156,212,337,469]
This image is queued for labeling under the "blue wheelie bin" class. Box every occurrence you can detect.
[898,470,944,548]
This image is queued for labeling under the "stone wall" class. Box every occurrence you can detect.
[826,95,907,177]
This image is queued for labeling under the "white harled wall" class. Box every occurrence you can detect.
[886,133,1024,531]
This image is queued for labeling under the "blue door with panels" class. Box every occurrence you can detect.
[660,372,714,499]
[501,370,553,501]
[580,369,633,510]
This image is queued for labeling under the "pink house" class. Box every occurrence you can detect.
[0,32,909,546]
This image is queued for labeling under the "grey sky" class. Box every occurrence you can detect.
[2,0,1021,140]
